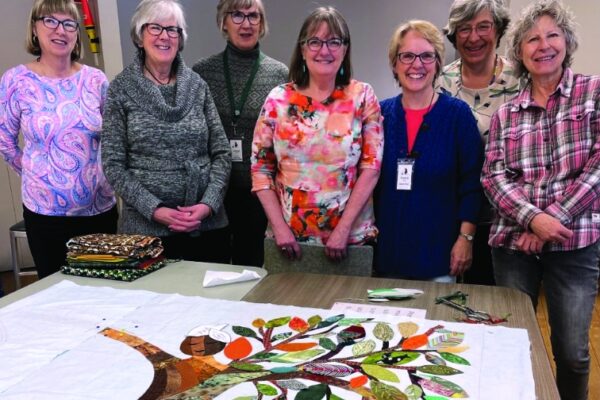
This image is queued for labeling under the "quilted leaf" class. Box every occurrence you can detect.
[296,383,331,400]
[439,352,470,366]
[307,315,322,327]
[289,317,310,332]
[349,375,369,388]
[397,322,419,338]
[373,322,395,342]
[302,362,355,377]
[256,383,278,396]
[233,397,257,400]
[230,362,264,372]
[251,318,265,328]
[224,337,253,360]
[370,380,408,400]
[401,334,428,350]
[319,337,337,350]
[277,380,308,390]
[338,317,373,326]
[269,349,325,363]
[416,365,463,375]
[269,366,298,373]
[438,345,469,353]
[232,326,258,338]
[275,342,317,352]
[352,339,376,356]
[200,372,270,387]
[337,325,366,344]
[362,351,420,365]
[362,364,400,383]
[271,332,293,342]
[316,314,345,329]
[251,352,277,360]
[265,316,291,329]
[405,384,423,400]
[418,375,468,397]
[425,352,446,366]
[428,332,465,349]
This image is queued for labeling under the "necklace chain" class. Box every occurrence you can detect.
[144,65,171,85]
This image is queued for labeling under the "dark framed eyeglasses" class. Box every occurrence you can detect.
[396,51,437,65]
[227,10,261,25]
[303,37,347,52]
[456,21,494,38]
[144,23,182,39]
[35,16,79,32]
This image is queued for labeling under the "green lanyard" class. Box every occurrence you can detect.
[223,50,263,137]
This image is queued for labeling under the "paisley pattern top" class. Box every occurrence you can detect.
[0,64,115,216]
[251,80,383,244]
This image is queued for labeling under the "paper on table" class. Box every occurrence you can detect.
[202,269,261,287]
[332,301,427,319]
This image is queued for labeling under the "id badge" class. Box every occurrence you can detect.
[396,158,415,190]
[230,139,243,162]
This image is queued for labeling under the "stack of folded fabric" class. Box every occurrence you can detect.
[60,233,166,282]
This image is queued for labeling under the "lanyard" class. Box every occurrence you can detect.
[223,50,263,137]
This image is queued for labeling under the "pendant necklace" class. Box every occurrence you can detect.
[144,64,171,85]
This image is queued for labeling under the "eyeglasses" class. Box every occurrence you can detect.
[227,11,261,25]
[303,37,346,52]
[456,21,494,38]
[35,16,79,32]
[144,23,182,39]
[396,51,437,64]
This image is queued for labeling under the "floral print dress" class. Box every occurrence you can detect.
[251,80,383,244]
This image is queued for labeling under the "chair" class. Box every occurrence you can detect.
[9,220,37,289]
[263,237,373,277]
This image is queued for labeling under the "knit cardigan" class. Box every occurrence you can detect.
[101,54,231,237]
[193,43,288,189]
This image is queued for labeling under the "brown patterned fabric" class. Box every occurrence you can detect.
[66,233,164,259]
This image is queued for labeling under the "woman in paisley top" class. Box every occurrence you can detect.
[0,0,116,278]
[438,0,520,285]
[251,6,383,261]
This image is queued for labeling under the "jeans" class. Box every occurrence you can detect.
[492,243,600,400]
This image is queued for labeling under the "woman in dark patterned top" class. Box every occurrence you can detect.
[102,0,231,263]
[193,0,288,267]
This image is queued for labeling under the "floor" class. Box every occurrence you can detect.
[1,271,599,399]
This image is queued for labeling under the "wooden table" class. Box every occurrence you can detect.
[243,272,559,400]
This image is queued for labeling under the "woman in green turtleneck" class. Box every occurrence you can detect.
[193,0,287,267]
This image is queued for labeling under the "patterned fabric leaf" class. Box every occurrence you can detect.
[401,334,428,350]
[271,332,293,342]
[370,380,408,400]
[277,380,308,390]
[232,326,258,338]
[416,365,463,375]
[269,349,325,363]
[397,322,419,338]
[256,383,278,396]
[418,375,468,398]
[289,316,310,332]
[352,339,376,356]
[373,322,395,342]
[224,337,253,360]
[302,362,356,377]
[316,314,345,329]
[265,316,291,329]
[330,394,344,400]
[232,396,257,400]
[296,383,331,400]
[250,352,277,360]
[361,364,400,383]
[251,319,265,328]
[405,384,423,400]
[349,375,369,388]
[319,337,337,350]
[439,352,470,366]
[307,315,322,328]
[200,372,270,388]
[425,352,446,366]
[362,350,420,365]
[336,325,366,344]
[275,342,317,352]
[269,366,298,374]
[338,317,373,326]
[437,345,469,353]
[230,362,264,372]
[428,332,464,349]
[423,396,449,400]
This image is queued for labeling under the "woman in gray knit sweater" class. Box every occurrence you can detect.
[102,0,232,262]
[193,0,288,267]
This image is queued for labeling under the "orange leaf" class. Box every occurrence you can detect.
[289,317,310,332]
[224,337,253,360]
[349,374,369,388]
[275,342,317,352]
[252,318,265,328]
[402,334,429,350]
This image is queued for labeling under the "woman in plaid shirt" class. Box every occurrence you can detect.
[481,1,600,399]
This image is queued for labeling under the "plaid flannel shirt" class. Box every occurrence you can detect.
[482,68,600,251]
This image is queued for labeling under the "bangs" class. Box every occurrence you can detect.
[33,0,80,21]
[303,14,347,41]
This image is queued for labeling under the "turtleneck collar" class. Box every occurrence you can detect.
[226,41,260,60]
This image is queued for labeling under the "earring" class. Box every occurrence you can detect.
[32,34,38,45]
[339,66,344,77]
[302,62,306,73]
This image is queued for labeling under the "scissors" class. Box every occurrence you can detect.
[435,291,507,324]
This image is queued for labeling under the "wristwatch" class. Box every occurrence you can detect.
[459,232,474,242]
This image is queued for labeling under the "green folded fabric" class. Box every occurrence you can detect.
[60,259,167,282]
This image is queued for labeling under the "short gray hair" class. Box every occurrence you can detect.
[444,0,510,49]
[507,0,578,77]
[216,0,268,39]
[130,0,188,52]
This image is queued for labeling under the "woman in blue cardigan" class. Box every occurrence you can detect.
[374,20,483,281]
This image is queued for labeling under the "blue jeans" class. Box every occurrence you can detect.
[492,243,600,400]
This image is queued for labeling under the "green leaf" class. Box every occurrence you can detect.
[269,349,325,363]
[232,397,257,400]
[278,380,307,390]
[439,352,471,366]
[338,317,373,326]
[370,380,408,400]
[362,351,420,366]
[405,384,423,400]
[316,314,345,329]
[232,326,258,338]
[251,352,278,360]
[417,365,463,375]
[265,316,291,329]
[230,362,264,372]
[352,339,376,356]
[271,332,293,342]
[256,383,278,396]
[307,315,322,327]
[269,366,298,374]
[200,372,270,388]
[373,323,395,342]
[423,397,448,400]
[319,337,337,351]
[296,383,331,400]
[361,364,400,383]
[330,394,344,400]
